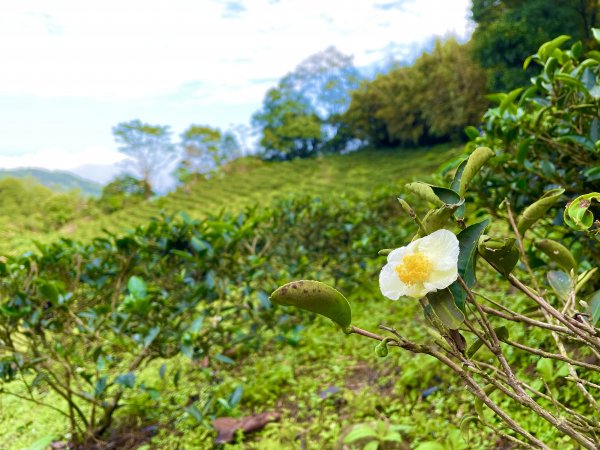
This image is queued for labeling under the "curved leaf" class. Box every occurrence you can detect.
[458,147,495,196]
[270,280,352,329]
[564,192,600,231]
[517,188,565,236]
[477,236,519,277]
[405,182,444,206]
[535,239,578,272]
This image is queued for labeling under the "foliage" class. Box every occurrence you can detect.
[273,145,600,449]
[0,177,89,235]
[253,47,362,158]
[252,86,323,160]
[112,119,176,195]
[470,0,599,91]
[96,175,151,213]
[466,32,600,271]
[0,182,408,443]
[0,145,458,256]
[174,125,241,184]
[344,38,487,147]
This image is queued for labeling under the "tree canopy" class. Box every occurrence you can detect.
[112,119,176,196]
[470,0,599,91]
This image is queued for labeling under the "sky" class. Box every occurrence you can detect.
[0,0,472,184]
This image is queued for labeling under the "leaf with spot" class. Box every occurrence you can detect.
[517,188,564,236]
[270,280,352,330]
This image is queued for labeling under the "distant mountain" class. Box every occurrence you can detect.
[70,163,124,185]
[0,168,103,197]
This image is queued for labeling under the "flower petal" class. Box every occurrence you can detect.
[417,229,459,269]
[423,267,458,291]
[379,263,407,300]
[387,244,411,263]
[403,282,428,299]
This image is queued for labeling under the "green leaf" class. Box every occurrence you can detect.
[38,281,59,304]
[421,203,463,235]
[558,135,595,152]
[405,182,444,206]
[144,326,160,347]
[564,193,600,231]
[228,385,243,407]
[26,435,56,450]
[128,275,147,299]
[477,236,519,276]
[457,147,495,197]
[464,126,480,141]
[547,271,573,302]
[429,185,461,205]
[517,188,565,236]
[116,372,136,389]
[538,35,571,62]
[188,316,204,334]
[593,28,600,44]
[427,289,465,330]
[499,88,523,113]
[363,441,379,450]
[215,353,235,364]
[588,290,600,325]
[449,219,489,310]
[536,358,554,381]
[270,280,352,329]
[94,376,108,398]
[576,268,598,293]
[344,425,378,443]
[466,326,508,358]
[414,442,445,450]
[535,239,577,272]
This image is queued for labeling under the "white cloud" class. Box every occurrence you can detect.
[0,0,470,102]
[0,0,471,173]
[0,146,126,170]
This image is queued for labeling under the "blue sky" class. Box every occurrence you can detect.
[0,0,471,183]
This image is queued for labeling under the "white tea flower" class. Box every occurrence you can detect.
[379,229,459,300]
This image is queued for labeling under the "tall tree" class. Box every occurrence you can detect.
[252,47,361,157]
[282,46,362,119]
[344,38,487,147]
[471,0,599,91]
[112,120,175,197]
[176,125,222,183]
[252,86,322,160]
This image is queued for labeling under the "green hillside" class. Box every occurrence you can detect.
[0,168,102,197]
[9,145,457,254]
[79,146,457,235]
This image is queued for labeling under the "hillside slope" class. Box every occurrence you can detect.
[3,145,459,254]
[0,168,102,196]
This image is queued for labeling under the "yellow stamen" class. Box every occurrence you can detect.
[395,252,432,285]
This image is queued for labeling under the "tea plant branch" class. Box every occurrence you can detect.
[350,324,550,448]
[508,274,600,350]
[476,360,600,431]
[501,339,600,371]
[473,289,573,335]
[457,276,599,449]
